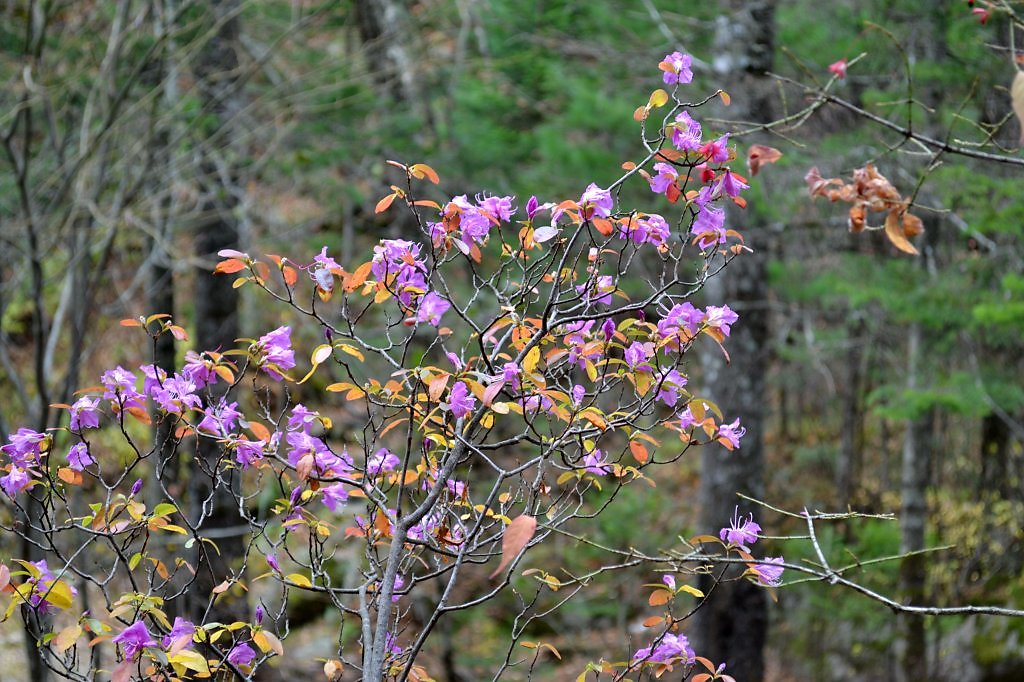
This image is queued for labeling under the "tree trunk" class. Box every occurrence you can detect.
[898,320,934,682]
[189,0,248,627]
[695,4,776,679]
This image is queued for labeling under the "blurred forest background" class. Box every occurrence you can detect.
[2,0,1023,680]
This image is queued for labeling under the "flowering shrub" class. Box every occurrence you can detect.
[0,53,784,681]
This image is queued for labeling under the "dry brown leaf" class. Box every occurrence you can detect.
[489,514,537,580]
[884,211,920,255]
[747,144,782,176]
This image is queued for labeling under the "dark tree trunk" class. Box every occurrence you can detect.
[189,0,248,627]
[695,4,776,679]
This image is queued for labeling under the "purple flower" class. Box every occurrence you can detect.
[100,366,145,410]
[233,438,265,469]
[254,605,265,625]
[713,169,748,198]
[705,304,738,337]
[182,350,218,389]
[113,620,157,660]
[69,395,101,431]
[576,275,615,306]
[657,303,705,347]
[678,406,699,430]
[321,483,349,512]
[197,399,242,436]
[691,204,727,250]
[655,369,688,407]
[632,632,695,665]
[266,554,281,573]
[661,51,693,85]
[447,382,475,420]
[140,363,169,397]
[717,418,746,449]
[384,632,403,657]
[392,574,405,603]
[720,507,761,550]
[624,341,654,372]
[1,468,31,497]
[663,574,677,590]
[649,162,678,194]
[367,448,400,475]
[416,291,450,326]
[502,362,521,390]
[287,404,319,431]
[371,239,428,305]
[151,373,201,415]
[130,479,143,497]
[477,194,515,222]
[446,479,467,498]
[445,352,463,370]
[313,246,340,271]
[583,450,613,476]
[751,557,785,586]
[227,642,257,668]
[255,326,296,381]
[571,384,586,406]
[671,111,702,151]
[579,183,613,219]
[601,318,616,341]
[1,428,48,467]
[162,616,196,650]
[66,443,95,472]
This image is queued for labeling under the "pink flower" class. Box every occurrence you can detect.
[234,438,265,469]
[972,7,989,24]
[828,59,848,79]
[700,133,730,163]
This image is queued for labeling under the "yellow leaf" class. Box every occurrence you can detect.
[649,88,668,108]
[522,346,541,374]
[286,573,312,588]
[52,624,81,653]
[167,649,210,673]
[253,630,284,656]
[45,580,74,610]
[679,584,705,598]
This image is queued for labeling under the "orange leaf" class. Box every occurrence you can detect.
[428,374,450,402]
[718,90,731,106]
[648,589,671,606]
[214,258,247,274]
[409,163,440,184]
[119,318,142,327]
[57,468,82,486]
[629,441,649,465]
[489,514,538,580]
[591,218,614,236]
[642,615,665,628]
[249,421,271,442]
[282,266,298,287]
[375,193,397,214]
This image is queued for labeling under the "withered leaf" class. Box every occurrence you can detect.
[489,514,537,580]
[746,144,782,176]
